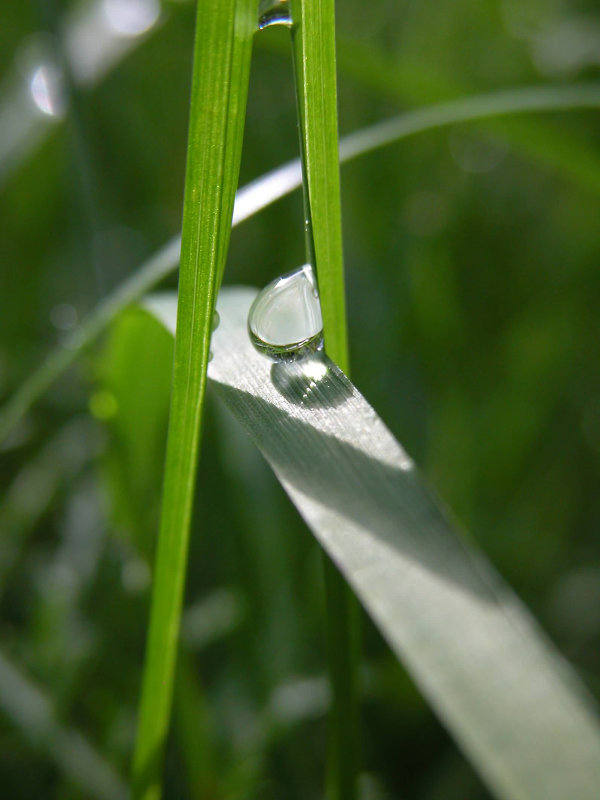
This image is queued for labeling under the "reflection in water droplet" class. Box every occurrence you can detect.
[258,0,292,30]
[271,353,352,409]
[29,61,66,118]
[248,264,323,361]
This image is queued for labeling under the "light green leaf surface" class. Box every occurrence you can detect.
[144,287,600,800]
[96,309,173,558]
[130,3,254,799]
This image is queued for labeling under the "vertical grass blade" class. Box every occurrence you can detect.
[130,3,254,799]
[291,2,357,797]
[291,0,348,371]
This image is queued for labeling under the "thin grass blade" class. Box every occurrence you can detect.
[291,0,347,370]
[130,3,254,799]
[290,1,358,794]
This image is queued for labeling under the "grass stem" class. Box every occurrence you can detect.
[130,3,254,798]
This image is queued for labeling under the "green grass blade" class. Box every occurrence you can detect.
[291,2,357,796]
[2,83,600,447]
[148,287,600,800]
[130,3,254,799]
[291,0,348,371]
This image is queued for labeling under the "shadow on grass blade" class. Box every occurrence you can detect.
[144,287,600,800]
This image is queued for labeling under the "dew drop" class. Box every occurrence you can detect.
[248,264,323,361]
[258,0,292,30]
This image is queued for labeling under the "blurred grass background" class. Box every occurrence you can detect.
[1,0,600,797]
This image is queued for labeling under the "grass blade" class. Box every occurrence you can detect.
[2,83,600,447]
[147,287,600,800]
[292,0,348,370]
[291,2,357,795]
[130,3,254,799]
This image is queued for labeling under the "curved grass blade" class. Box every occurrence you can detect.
[332,36,600,194]
[2,82,600,447]
[129,3,255,799]
[147,286,600,800]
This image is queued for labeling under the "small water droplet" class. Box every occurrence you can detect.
[248,264,323,361]
[258,0,292,30]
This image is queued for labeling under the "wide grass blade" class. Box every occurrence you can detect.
[2,83,600,447]
[130,3,254,799]
[146,287,600,800]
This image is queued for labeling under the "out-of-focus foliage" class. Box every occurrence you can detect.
[0,1,599,798]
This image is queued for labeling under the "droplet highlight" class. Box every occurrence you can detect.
[248,264,323,361]
[258,0,292,30]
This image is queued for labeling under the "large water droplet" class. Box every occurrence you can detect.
[248,264,323,361]
[258,0,292,30]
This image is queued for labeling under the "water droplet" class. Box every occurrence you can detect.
[248,264,323,361]
[258,0,292,30]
